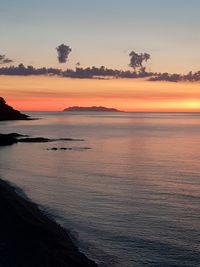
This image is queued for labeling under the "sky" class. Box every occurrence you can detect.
[1,0,200,112]
[1,76,200,112]
[1,0,200,73]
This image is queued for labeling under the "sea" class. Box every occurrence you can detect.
[0,112,200,267]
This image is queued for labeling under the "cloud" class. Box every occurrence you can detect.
[129,51,150,71]
[0,54,13,64]
[56,44,72,63]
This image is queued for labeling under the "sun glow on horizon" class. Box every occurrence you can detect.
[1,75,200,112]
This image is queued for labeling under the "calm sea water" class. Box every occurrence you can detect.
[0,112,200,267]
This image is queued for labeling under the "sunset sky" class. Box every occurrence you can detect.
[1,0,200,111]
[1,76,200,112]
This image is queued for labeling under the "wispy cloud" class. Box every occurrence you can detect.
[0,54,13,64]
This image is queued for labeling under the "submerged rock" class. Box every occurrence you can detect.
[0,97,30,121]
[47,147,73,151]
[47,147,91,151]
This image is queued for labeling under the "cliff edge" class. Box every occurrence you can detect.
[0,97,29,120]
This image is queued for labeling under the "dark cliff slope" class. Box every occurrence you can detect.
[0,178,98,267]
[0,97,29,120]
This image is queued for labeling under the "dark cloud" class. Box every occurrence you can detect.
[129,51,150,71]
[0,64,62,76]
[149,71,200,82]
[0,54,13,64]
[56,44,72,63]
[0,64,200,82]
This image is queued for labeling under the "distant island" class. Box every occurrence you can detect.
[0,97,30,121]
[63,106,122,112]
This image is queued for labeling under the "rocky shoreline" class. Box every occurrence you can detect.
[0,133,84,146]
[0,98,98,266]
[0,178,98,267]
[0,97,30,121]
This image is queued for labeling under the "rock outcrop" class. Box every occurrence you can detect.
[0,178,98,267]
[0,97,29,120]
[0,133,84,146]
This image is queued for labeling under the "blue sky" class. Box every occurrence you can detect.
[1,0,200,73]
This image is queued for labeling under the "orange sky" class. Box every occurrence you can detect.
[1,75,200,112]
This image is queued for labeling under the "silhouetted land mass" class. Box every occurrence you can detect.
[63,106,122,112]
[1,64,200,82]
[0,178,98,267]
[0,133,27,146]
[0,133,84,146]
[0,97,29,120]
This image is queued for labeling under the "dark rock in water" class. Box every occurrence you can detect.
[60,138,84,141]
[47,147,91,151]
[0,134,51,146]
[0,133,29,146]
[7,132,29,138]
[19,137,51,143]
[0,133,85,146]
[47,147,73,151]
[0,133,18,146]
[0,178,98,267]
[47,147,58,150]
[19,137,84,143]
[60,147,72,150]
[63,106,122,112]
[0,97,30,121]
